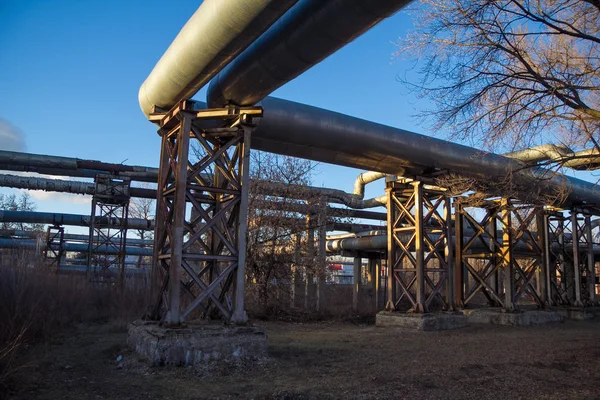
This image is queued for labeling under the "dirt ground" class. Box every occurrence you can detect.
[5,318,600,400]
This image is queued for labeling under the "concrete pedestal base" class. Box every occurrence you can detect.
[128,320,268,366]
[463,309,563,326]
[376,311,468,331]
[555,307,600,321]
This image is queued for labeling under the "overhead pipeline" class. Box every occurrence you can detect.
[505,145,600,170]
[0,229,153,247]
[0,174,156,199]
[0,238,152,256]
[207,0,412,107]
[0,160,388,210]
[138,0,299,117]
[142,1,600,209]
[0,210,154,231]
[0,150,159,181]
[249,97,600,209]
[326,233,600,255]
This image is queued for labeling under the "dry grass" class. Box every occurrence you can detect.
[5,319,600,399]
[0,251,147,393]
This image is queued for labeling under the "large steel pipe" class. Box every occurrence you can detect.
[207,0,411,107]
[0,170,387,211]
[250,97,600,208]
[0,229,152,247]
[0,174,156,199]
[326,233,600,255]
[0,210,154,231]
[0,150,159,181]
[138,0,299,117]
[0,238,152,256]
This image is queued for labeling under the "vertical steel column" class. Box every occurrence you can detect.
[353,255,361,313]
[316,197,327,313]
[571,212,584,307]
[149,100,262,325]
[489,211,500,304]
[444,194,455,311]
[231,126,252,324]
[304,208,315,311]
[373,256,381,311]
[385,187,395,311]
[454,200,464,307]
[542,213,554,305]
[290,233,301,308]
[167,111,192,325]
[367,256,376,312]
[585,215,596,303]
[413,181,426,313]
[558,216,571,302]
[150,132,170,319]
[539,213,551,305]
[500,198,516,311]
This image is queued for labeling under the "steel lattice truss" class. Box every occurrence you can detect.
[87,174,130,285]
[149,100,262,325]
[545,211,597,306]
[385,181,452,313]
[44,224,64,271]
[571,213,597,305]
[455,199,544,311]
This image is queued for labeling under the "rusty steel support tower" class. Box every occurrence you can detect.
[44,224,64,271]
[454,198,545,311]
[148,100,262,326]
[87,174,131,285]
[545,210,597,307]
[570,211,597,306]
[385,180,453,313]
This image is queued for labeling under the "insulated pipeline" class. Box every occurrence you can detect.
[249,97,600,208]
[0,210,154,231]
[207,0,412,107]
[138,0,299,117]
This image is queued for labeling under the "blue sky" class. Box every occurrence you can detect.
[1,0,597,229]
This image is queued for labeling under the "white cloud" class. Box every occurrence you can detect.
[7,171,74,180]
[26,190,91,205]
[0,118,26,151]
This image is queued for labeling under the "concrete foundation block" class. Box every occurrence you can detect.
[375,311,468,331]
[555,307,600,321]
[127,320,268,366]
[463,308,563,326]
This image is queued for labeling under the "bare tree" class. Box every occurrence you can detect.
[397,0,599,153]
[0,193,42,231]
[246,151,324,315]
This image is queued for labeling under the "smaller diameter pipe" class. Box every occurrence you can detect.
[0,229,152,247]
[354,171,386,198]
[504,145,600,171]
[0,210,154,231]
[0,173,156,199]
[0,238,152,256]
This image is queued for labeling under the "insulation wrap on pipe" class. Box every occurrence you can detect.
[138,0,299,117]
[207,0,412,107]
